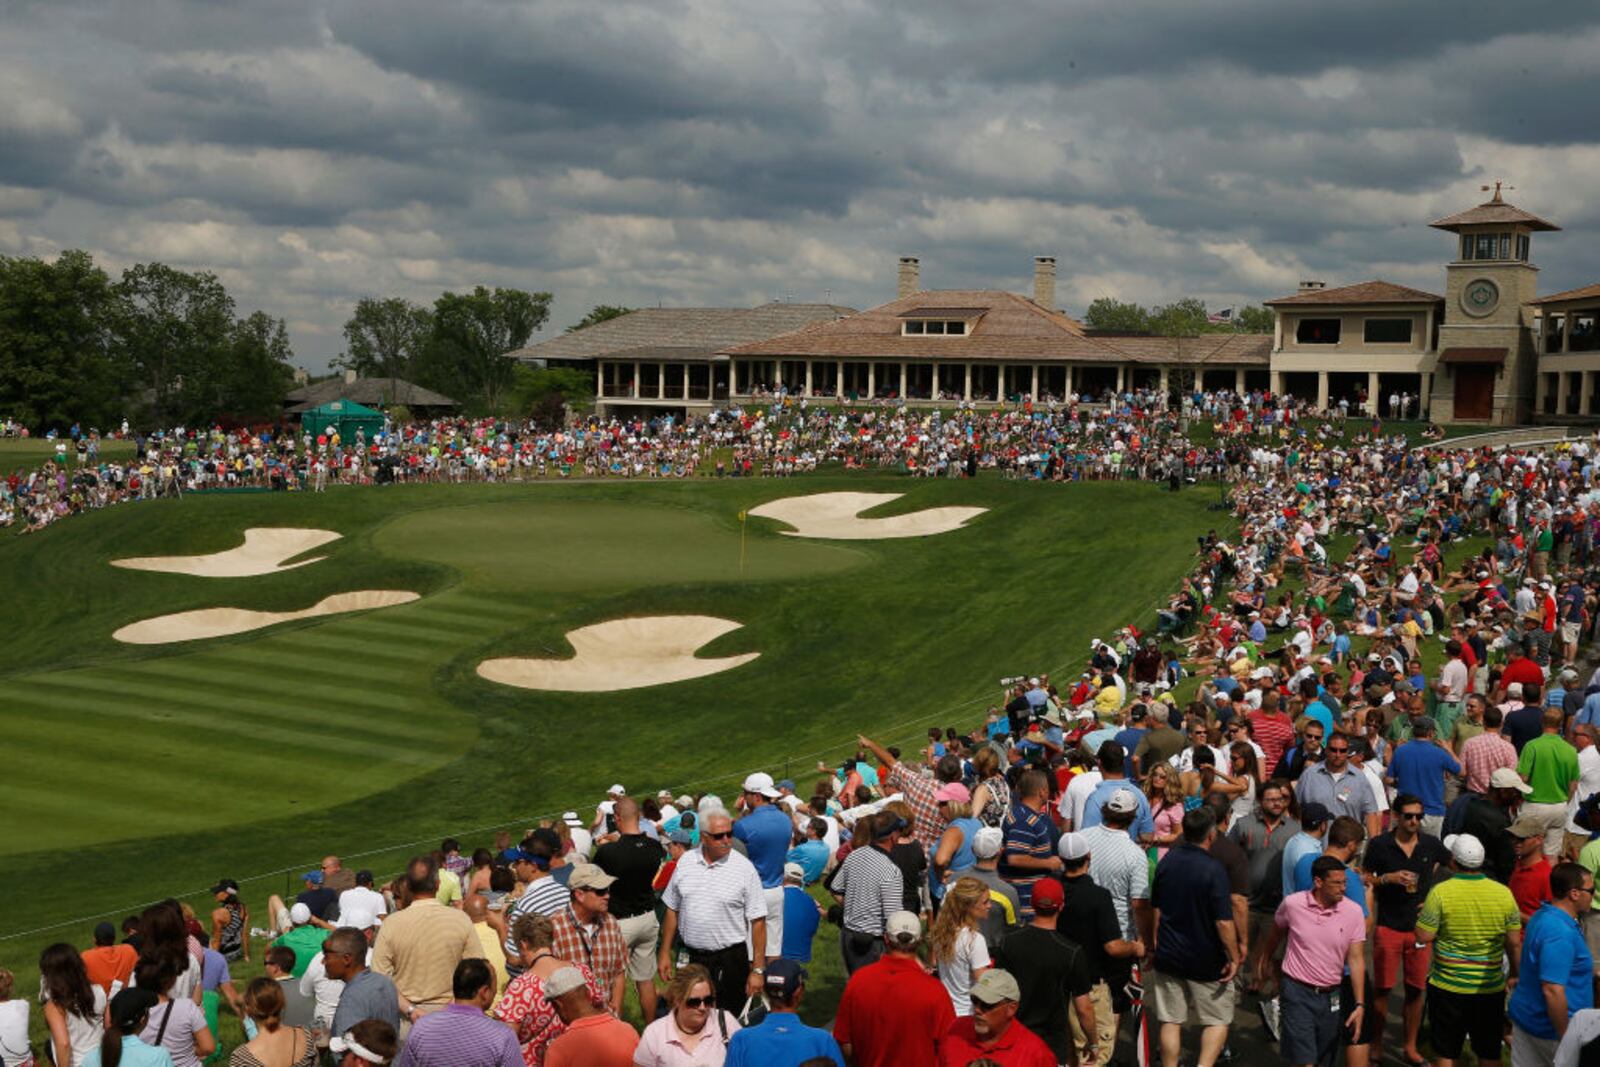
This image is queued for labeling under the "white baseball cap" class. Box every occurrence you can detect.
[742,772,781,799]
[341,907,377,931]
[607,783,626,796]
[1488,768,1533,794]
[289,903,312,925]
[1443,833,1486,869]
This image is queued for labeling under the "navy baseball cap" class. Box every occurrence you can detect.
[763,958,807,998]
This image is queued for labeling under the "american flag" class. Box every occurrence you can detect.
[1207,307,1234,324]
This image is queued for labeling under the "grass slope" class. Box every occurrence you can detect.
[0,474,1221,1036]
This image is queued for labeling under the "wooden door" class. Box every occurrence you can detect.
[1454,366,1494,420]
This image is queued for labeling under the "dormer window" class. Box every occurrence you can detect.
[902,320,967,336]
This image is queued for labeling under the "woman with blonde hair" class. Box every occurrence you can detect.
[229,978,315,1067]
[634,963,740,1066]
[1145,763,1186,858]
[930,783,981,903]
[928,876,992,1016]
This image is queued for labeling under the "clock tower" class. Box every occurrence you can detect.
[1427,184,1559,424]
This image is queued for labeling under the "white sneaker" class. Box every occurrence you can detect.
[1257,996,1281,1042]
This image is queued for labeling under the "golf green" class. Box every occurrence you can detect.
[0,475,1218,1022]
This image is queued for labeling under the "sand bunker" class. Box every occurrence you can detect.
[112,528,342,578]
[748,492,986,540]
[477,616,759,693]
[113,590,419,645]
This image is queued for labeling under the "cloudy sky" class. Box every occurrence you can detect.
[4,0,1600,370]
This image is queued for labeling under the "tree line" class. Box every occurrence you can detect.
[1082,297,1273,335]
[0,251,295,431]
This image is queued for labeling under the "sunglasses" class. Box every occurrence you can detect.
[682,995,717,1009]
[1398,811,1423,820]
[1326,746,1349,754]
[581,886,611,896]
[704,831,734,840]
[971,998,1002,1013]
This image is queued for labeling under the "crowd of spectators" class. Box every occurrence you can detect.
[13,394,1600,1066]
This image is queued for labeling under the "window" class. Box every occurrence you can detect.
[1517,234,1530,261]
[1295,318,1341,344]
[1499,234,1511,260]
[901,319,970,336]
[1363,318,1413,344]
[1475,234,1497,260]
[1461,236,1473,261]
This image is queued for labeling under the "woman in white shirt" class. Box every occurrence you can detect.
[39,943,107,1067]
[929,877,992,1016]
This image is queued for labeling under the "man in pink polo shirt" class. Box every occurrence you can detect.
[1262,855,1367,1067]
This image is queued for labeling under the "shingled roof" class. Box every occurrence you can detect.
[1264,280,1444,307]
[1429,193,1559,233]
[506,302,857,363]
[1529,282,1600,306]
[722,290,1268,365]
[284,376,456,413]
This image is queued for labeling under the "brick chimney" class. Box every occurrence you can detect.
[898,256,921,299]
[1298,280,1326,293]
[1033,256,1057,310]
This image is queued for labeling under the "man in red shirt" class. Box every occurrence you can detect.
[834,911,954,1067]
[939,969,1056,1067]
[1507,815,1552,918]
[1249,690,1297,774]
[1497,645,1545,702]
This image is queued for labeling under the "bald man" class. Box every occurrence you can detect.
[463,894,508,991]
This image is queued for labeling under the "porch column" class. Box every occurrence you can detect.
[1158,365,1170,400]
[868,362,876,399]
[1030,365,1039,401]
[1316,371,1329,411]
[900,362,907,400]
[1367,371,1380,415]
[1581,371,1595,416]
[1537,372,1550,413]
[963,364,972,401]
[1564,314,1572,352]
[804,361,813,397]
[1115,364,1126,394]
[835,362,842,397]
[1557,371,1571,415]
[1235,367,1246,395]
[633,360,641,399]
[1421,372,1433,417]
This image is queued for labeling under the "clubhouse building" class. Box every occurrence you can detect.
[511,186,1595,427]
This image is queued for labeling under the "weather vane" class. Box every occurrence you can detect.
[1481,180,1514,202]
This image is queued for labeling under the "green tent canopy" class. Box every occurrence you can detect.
[300,400,385,443]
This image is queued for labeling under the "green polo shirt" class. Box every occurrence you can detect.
[271,925,329,978]
[1415,873,1521,994]
[1517,733,1580,805]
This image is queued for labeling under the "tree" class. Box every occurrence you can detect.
[1082,298,1151,333]
[0,250,119,430]
[510,364,593,426]
[1232,305,1273,333]
[567,304,632,332]
[1148,297,1212,337]
[220,311,295,421]
[110,263,236,425]
[338,297,432,379]
[421,286,551,412]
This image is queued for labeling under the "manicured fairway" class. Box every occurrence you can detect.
[0,474,1220,1036]
[0,437,136,470]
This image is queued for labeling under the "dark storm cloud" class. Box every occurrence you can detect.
[0,0,1597,369]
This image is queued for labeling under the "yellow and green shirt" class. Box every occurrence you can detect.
[1415,873,1521,994]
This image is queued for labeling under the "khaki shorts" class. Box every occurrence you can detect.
[1148,966,1236,1028]
[1563,621,1581,645]
[1069,980,1116,1066]
[617,911,661,983]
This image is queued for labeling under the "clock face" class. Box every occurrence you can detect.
[1461,278,1500,317]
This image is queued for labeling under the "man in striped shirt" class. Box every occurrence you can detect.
[1001,770,1063,920]
[829,811,905,975]
[1459,702,1518,796]
[658,809,768,1010]
[393,958,520,1067]
[1415,832,1524,1067]
[500,840,572,974]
